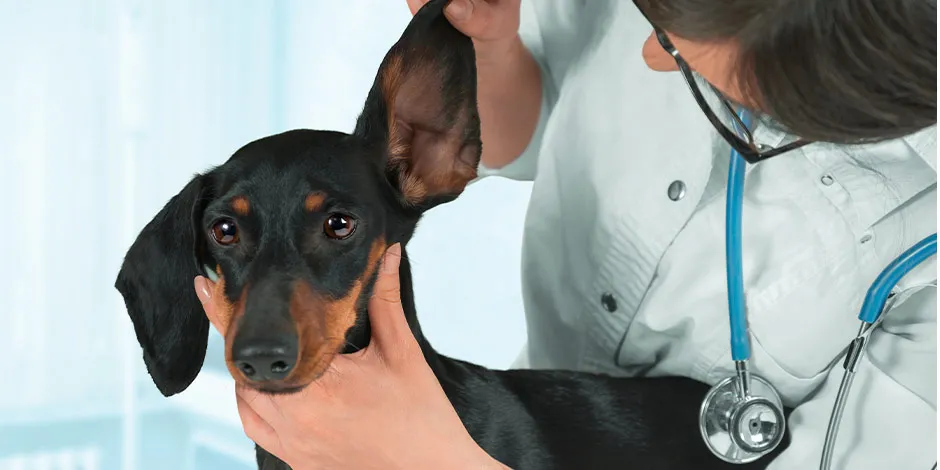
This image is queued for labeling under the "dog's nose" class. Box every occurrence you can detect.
[232,341,297,382]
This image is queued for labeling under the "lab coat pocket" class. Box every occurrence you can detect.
[741,197,866,381]
[745,251,863,381]
[745,142,936,382]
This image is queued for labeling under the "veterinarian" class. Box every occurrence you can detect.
[194,0,937,468]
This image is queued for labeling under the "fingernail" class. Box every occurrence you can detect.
[194,276,212,303]
[445,0,471,21]
[382,243,402,274]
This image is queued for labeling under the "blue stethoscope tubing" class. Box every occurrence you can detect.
[725,114,750,362]
[725,111,938,370]
[820,231,936,469]
[858,233,937,324]
[716,111,938,469]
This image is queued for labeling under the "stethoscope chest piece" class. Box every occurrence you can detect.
[699,374,786,464]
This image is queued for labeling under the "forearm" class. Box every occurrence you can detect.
[474,36,543,170]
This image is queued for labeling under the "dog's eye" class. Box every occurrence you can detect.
[210,219,239,245]
[323,214,357,239]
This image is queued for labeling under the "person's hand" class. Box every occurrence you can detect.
[406,0,522,51]
[194,244,509,470]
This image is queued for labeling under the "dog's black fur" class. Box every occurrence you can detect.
[114,1,790,468]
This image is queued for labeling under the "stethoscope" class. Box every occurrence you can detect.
[698,112,938,469]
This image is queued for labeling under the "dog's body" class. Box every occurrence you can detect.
[114,1,790,468]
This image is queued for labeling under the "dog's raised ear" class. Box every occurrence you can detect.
[354,0,481,210]
[114,174,213,397]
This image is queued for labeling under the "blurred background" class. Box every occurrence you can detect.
[0,1,532,469]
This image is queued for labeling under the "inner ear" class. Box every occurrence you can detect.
[355,0,481,208]
[384,55,481,206]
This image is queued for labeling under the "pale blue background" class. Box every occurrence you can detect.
[0,1,532,469]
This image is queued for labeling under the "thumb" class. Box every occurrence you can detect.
[443,0,474,25]
[443,0,511,40]
[367,243,417,357]
[194,276,224,336]
[408,0,472,22]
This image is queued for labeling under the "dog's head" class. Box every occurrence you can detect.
[114,0,479,396]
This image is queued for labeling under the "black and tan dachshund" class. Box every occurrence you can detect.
[114,1,789,468]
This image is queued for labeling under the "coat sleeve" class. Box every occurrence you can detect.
[766,286,937,470]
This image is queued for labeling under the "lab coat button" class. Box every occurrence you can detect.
[820,175,835,186]
[667,180,686,201]
[601,293,618,312]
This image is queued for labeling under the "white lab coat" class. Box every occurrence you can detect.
[476,1,939,468]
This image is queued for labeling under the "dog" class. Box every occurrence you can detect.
[114,1,790,468]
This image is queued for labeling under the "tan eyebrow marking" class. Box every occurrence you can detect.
[231,196,250,216]
[304,192,327,212]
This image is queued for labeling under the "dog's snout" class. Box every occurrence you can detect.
[232,340,297,382]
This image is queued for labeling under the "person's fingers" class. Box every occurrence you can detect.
[406,0,428,15]
[235,384,276,426]
[194,276,224,335]
[367,243,419,362]
[370,243,403,305]
[408,1,520,45]
[445,0,518,40]
[235,392,282,455]
[235,385,289,428]
[236,381,330,422]
[443,0,485,36]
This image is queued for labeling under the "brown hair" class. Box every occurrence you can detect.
[635,0,937,144]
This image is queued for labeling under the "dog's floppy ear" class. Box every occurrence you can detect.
[114,174,213,397]
[354,0,481,210]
